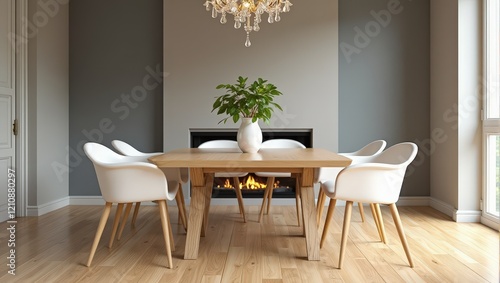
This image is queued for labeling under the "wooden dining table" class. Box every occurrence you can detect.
[149,147,352,261]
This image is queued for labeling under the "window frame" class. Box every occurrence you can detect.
[481,0,500,229]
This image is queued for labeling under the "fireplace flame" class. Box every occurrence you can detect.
[241,175,267,190]
[220,175,271,190]
[223,178,232,188]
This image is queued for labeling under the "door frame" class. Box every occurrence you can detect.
[14,0,28,217]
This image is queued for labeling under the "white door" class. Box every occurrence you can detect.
[0,0,16,223]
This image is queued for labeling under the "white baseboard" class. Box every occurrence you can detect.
[429,197,481,223]
[54,196,434,208]
[20,195,481,225]
[27,197,70,216]
[0,203,8,222]
[454,210,481,222]
[429,197,456,217]
[69,196,175,206]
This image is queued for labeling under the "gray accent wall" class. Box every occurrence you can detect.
[339,0,430,196]
[69,0,163,196]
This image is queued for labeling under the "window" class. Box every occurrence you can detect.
[483,0,500,227]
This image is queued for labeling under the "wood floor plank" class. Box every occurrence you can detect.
[201,275,222,283]
[221,247,245,283]
[0,205,497,283]
[281,268,302,283]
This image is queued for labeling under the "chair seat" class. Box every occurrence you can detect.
[320,180,336,198]
[255,172,291,178]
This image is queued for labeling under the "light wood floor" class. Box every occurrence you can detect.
[0,204,498,282]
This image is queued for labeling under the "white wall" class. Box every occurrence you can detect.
[457,0,482,215]
[28,0,69,213]
[164,0,338,202]
[163,0,338,150]
[430,0,482,221]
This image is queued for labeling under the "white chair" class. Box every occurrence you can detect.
[320,142,418,269]
[84,142,177,268]
[111,140,188,231]
[256,139,306,225]
[199,140,248,222]
[315,140,387,225]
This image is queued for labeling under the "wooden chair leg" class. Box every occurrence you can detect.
[338,201,353,269]
[389,203,414,267]
[131,202,141,228]
[165,201,175,252]
[266,177,275,215]
[233,177,246,223]
[201,174,214,237]
[232,177,243,214]
[175,185,188,232]
[375,204,387,244]
[295,177,302,227]
[117,203,133,240]
[316,189,326,227]
[158,200,173,269]
[370,203,384,242]
[109,203,124,248]
[86,202,112,267]
[320,199,336,248]
[358,202,365,222]
[177,184,188,231]
[258,184,271,223]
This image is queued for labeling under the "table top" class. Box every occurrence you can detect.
[149,148,352,169]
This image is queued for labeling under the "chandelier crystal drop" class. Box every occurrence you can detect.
[204,0,293,47]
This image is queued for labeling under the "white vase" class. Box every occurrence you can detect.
[237,118,262,153]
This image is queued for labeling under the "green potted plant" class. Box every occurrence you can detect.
[212,76,283,153]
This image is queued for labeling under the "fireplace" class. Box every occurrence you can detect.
[211,173,297,198]
[190,129,312,199]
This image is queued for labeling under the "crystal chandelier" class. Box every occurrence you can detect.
[204,0,293,47]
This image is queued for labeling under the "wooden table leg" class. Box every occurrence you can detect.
[184,168,207,260]
[300,168,320,260]
[201,173,214,237]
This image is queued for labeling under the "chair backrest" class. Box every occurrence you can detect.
[342,140,386,156]
[84,142,174,203]
[198,140,239,149]
[334,142,418,204]
[260,139,306,149]
[111,140,146,156]
[112,140,187,183]
[315,140,386,183]
[85,142,132,164]
[360,142,417,165]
